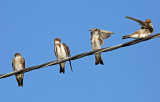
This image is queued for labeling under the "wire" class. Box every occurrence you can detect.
[0,33,160,79]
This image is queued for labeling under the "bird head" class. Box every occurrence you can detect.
[54,38,61,44]
[14,53,21,57]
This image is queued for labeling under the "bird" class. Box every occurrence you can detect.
[89,28,114,65]
[12,53,25,87]
[122,16,154,39]
[54,38,73,73]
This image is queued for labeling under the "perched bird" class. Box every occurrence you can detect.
[12,53,25,87]
[122,16,154,39]
[89,28,114,65]
[54,38,73,73]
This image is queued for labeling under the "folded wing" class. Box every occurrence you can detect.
[62,43,73,72]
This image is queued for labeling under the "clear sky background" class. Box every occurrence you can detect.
[0,0,160,102]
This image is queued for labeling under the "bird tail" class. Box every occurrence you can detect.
[16,74,24,87]
[95,53,104,65]
[69,60,73,72]
[59,62,65,74]
[122,35,131,39]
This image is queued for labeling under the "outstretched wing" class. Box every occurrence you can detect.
[100,30,114,39]
[62,43,73,72]
[99,30,114,45]
[126,16,146,26]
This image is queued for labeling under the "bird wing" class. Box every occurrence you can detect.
[126,16,146,26]
[54,45,59,59]
[62,43,73,72]
[21,57,25,69]
[99,30,114,45]
[12,58,15,71]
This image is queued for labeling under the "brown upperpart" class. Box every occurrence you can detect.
[54,38,61,42]
[14,53,21,57]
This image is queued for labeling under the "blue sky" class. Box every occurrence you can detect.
[0,0,160,102]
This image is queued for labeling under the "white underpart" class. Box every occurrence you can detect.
[131,34,139,38]
[55,41,60,44]
[14,56,23,79]
[139,29,151,38]
[56,43,67,60]
[91,33,101,61]
[91,34,101,51]
[131,29,151,39]
[139,33,151,38]
[14,56,23,71]
[56,43,67,68]
[150,23,153,28]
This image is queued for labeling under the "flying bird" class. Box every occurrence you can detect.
[54,38,73,73]
[12,53,25,87]
[89,28,114,65]
[122,16,154,39]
